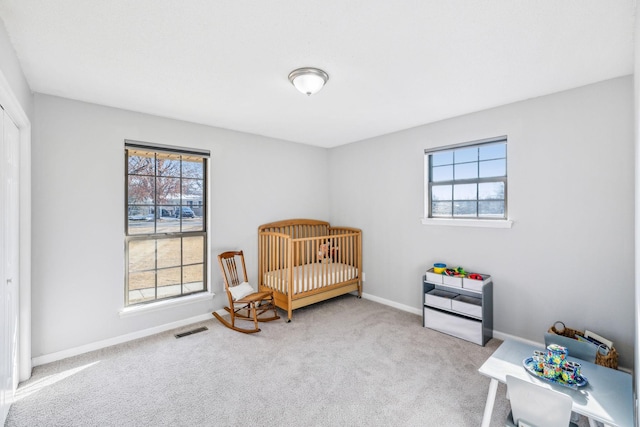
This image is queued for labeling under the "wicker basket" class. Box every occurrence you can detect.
[548,321,618,369]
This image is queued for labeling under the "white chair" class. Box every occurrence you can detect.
[544,332,598,363]
[505,375,579,427]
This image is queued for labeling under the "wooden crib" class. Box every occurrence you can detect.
[258,219,362,321]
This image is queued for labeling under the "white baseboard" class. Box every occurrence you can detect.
[32,313,214,367]
[361,292,423,316]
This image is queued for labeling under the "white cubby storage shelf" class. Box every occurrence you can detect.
[422,268,493,346]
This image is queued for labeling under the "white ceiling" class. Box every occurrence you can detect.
[0,1,635,148]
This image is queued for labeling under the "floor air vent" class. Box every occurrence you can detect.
[174,326,208,338]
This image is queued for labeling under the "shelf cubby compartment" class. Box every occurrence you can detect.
[425,289,458,310]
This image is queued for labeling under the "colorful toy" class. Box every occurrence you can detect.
[433,263,446,274]
[444,266,467,277]
[535,344,581,383]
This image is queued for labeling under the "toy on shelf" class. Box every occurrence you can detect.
[444,266,466,277]
[433,263,446,274]
[425,263,491,290]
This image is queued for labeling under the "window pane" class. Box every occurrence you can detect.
[128,270,155,290]
[454,147,477,163]
[479,182,504,200]
[431,185,452,201]
[156,154,181,177]
[183,264,204,293]
[157,238,181,269]
[479,143,506,161]
[153,205,175,219]
[128,205,151,219]
[129,240,155,272]
[128,150,155,175]
[479,201,505,217]
[432,201,452,217]
[128,270,156,304]
[157,221,181,234]
[157,267,181,298]
[454,183,477,200]
[182,157,204,179]
[431,151,453,166]
[156,177,180,205]
[127,222,153,235]
[432,165,453,182]
[453,201,477,217]
[182,179,203,205]
[156,206,181,233]
[127,208,154,235]
[182,218,203,232]
[183,236,204,265]
[479,159,506,178]
[454,162,478,180]
[128,176,154,205]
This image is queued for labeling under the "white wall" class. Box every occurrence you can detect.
[329,76,635,368]
[0,19,32,119]
[31,94,329,358]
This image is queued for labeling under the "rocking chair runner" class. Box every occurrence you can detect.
[213,250,279,333]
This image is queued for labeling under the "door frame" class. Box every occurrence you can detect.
[0,71,31,383]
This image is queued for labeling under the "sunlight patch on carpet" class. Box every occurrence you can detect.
[13,361,101,402]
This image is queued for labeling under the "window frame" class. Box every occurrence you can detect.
[124,140,210,307]
[423,136,512,228]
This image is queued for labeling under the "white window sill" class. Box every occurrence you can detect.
[421,217,513,228]
[119,292,214,318]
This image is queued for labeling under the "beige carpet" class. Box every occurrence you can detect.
[5,295,591,426]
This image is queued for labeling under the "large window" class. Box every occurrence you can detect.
[425,137,507,220]
[125,141,209,306]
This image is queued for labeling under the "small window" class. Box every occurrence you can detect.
[125,141,209,306]
[425,137,507,220]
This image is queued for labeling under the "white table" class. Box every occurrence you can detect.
[478,339,633,427]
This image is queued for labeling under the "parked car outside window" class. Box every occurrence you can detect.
[175,207,195,218]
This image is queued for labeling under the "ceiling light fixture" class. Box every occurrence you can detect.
[288,67,329,96]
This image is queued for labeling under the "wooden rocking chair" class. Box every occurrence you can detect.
[213,250,279,333]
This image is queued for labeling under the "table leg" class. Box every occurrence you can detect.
[481,378,499,427]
